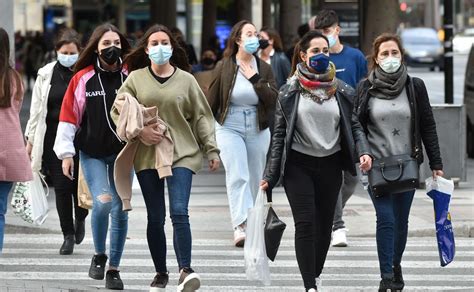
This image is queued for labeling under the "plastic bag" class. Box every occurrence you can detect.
[425,176,455,267]
[244,188,271,285]
[11,172,49,225]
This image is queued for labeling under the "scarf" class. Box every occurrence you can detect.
[368,64,408,99]
[295,62,338,103]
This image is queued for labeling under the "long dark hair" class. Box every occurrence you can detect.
[260,27,284,52]
[0,28,22,108]
[223,20,254,58]
[124,24,190,73]
[290,30,329,75]
[368,33,405,72]
[74,23,131,74]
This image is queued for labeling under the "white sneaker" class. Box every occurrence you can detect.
[331,228,348,247]
[233,226,245,247]
[316,277,322,290]
[307,289,317,292]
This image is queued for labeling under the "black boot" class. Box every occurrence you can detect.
[74,219,86,244]
[59,234,75,255]
[393,265,405,290]
[378,278,394,292]
[88,254,108,280]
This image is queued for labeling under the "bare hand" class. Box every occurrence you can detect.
[139,124,164,145]
[359,154,372,172]
[239,62,257,80]
[62,157,74,180]
[26,142,33,159]
[432,169,444,179]
[260,180,269,191]
[208,159,220,172]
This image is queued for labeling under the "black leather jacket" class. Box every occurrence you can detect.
[352,76,443,170]
[263,78,357,189]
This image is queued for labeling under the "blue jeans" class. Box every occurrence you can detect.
[80,151,128,268]
[216,105,270,228]
[136,167,193,272]
[369,189,415,278]
[0,182,13,253]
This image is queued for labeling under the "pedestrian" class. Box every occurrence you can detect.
[171,27,197,66]
[192,48,217,73]
[53,23,131,290]
[207,20,278,247]
[260,30,357,291]
[259,27,291,90]
[315,9,368,247]
[25,29,88,256]
[352,33,444,292]
[0,27,33,253]
[115,24,220,292]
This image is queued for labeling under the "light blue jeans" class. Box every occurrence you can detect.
[0,182,13,253]
[80,151,128,268]
[216,105,270,228]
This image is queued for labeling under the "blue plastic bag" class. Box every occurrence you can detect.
[425,176,455,267]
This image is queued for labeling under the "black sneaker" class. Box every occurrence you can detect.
[74,219,86,244]
[88,254,108,280]
[177,267,200,292]
[105,270,124,290]
[150,272,169,291]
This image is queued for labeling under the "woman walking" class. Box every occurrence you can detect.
[260,30,357,291]
[207,20,278,247]
[352,33,443,291]
[54,23,130,290]
[114,24,220,291]
[25,29,88,255]
[258,27,291,89]
[0,28,33,253]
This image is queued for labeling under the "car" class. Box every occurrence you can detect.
[400,27,444,71]
[454,28,474,54]
[465,45,474,158]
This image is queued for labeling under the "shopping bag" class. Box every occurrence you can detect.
[11,172,49,225]
[425,176,455,267]
[244,188,271,285]
[77,162,93,209]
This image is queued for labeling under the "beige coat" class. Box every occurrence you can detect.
[113,92,173,211]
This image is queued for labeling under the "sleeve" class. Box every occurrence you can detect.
[351,82,373,159]
[25,73,45,144]
[358,52,368,83]
[112,72,137,126]
[206,61,223,116]
[250,62,279,108]
[187,77,220,161]
[280,54,291,84]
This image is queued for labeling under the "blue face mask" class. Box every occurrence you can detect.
[309,53,330,73]
[243,37,260,54]
[57,53,79,68]
[148,45,173,65]
[327,33,337,48]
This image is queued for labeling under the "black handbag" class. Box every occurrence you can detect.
[368,154,419,197]
[264,190,286,261]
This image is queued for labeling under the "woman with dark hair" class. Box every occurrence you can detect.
[25,28,88,256]
[53,23,130,290]
[352,33,443,292]
[259,27,291,89]
[260,30,357,291]
[0,27,33,253]
[207,20,278,247]
[114,24,220,292]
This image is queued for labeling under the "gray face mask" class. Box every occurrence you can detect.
[379,57,401,73]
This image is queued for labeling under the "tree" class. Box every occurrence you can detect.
[201,0,217,50]
[280,0,302,51]
[150,0,177,28]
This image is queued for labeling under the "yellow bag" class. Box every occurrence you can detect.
[78,162,93,209]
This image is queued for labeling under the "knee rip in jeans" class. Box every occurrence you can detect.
[97,193,113,204]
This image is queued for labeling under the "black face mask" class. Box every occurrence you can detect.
[201,57,216,66]
[99,46,121,65]
[259,39,270,50]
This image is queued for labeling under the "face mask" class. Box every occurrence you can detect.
[57,53,78,68]
[259,39,270,50]
[379,56,401,73]
[201,57,215,66]
[99,46,121,65]
[327,33,337,48]
[243,37,260,54]
[148,45,173,65]
[309,53,330,73]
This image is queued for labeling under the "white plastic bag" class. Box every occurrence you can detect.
[244,188,271,285]
[11,172,49,225]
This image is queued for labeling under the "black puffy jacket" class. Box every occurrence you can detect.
[351,76,443,171]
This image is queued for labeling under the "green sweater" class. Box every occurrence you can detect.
[113,67,220,173]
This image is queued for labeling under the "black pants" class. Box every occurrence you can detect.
[283,150,342,289]
[43,132,88,236]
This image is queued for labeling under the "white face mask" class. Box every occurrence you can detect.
[379,56,401,73]
[57,53,79,68]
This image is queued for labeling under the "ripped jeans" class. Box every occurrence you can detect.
[80,151,128,268]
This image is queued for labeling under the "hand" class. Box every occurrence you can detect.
[208,159,220,172]
[62,157,74,180]
[239,62,257,80]
[260,180,269,191]
[139,124,164,145]
[26,142,33,159]
[359,154,373,172]
[432,169,444,179]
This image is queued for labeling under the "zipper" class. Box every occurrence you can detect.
[97,72,124,143]
[220,64,239,124]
